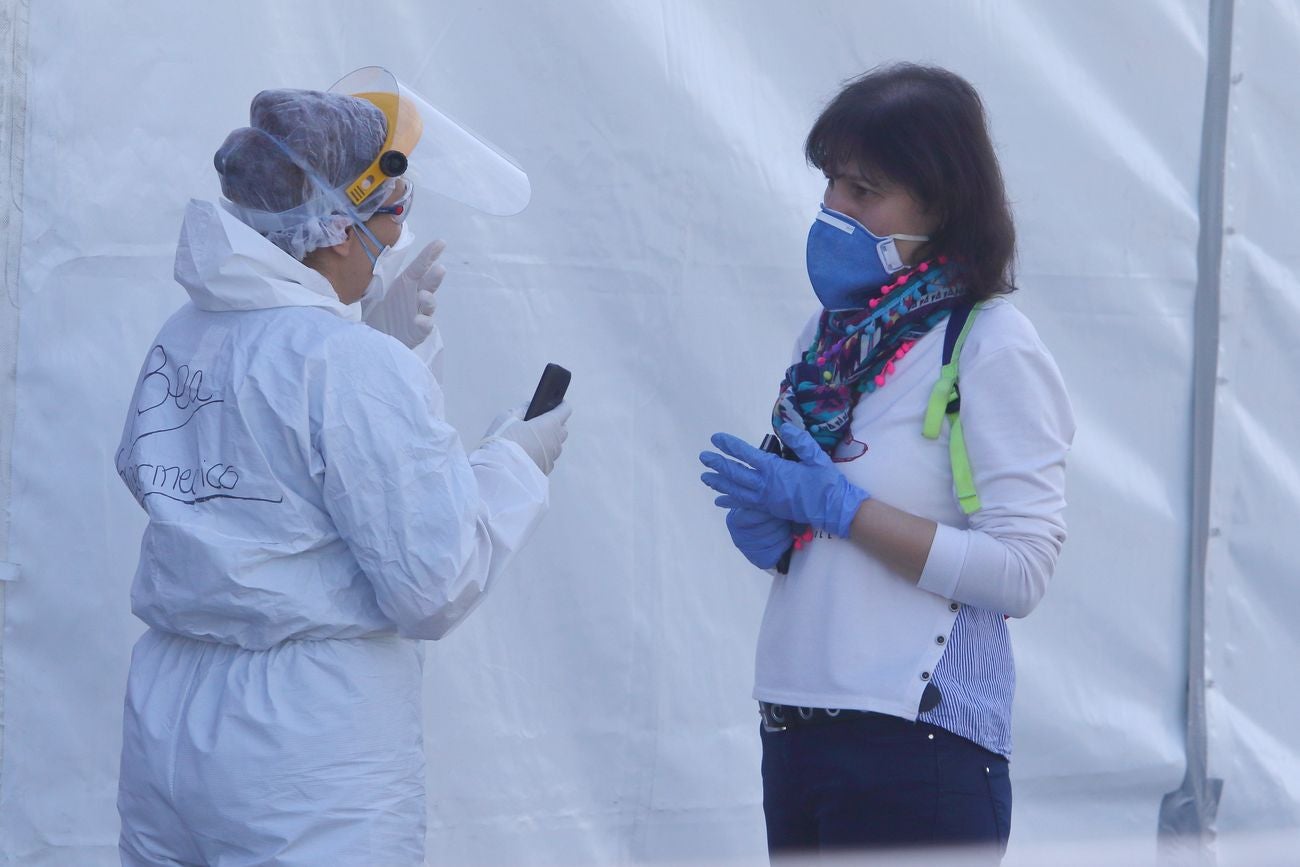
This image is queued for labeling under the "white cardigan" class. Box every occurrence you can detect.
[753,297,1075,719]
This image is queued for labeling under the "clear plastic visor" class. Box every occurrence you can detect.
[330,66,531,216]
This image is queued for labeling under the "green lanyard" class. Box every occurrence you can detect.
[922,302,982,515]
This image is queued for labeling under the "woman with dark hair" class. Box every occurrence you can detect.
[699,64,1074,857]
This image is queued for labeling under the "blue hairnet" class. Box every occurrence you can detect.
[215,89,395,260]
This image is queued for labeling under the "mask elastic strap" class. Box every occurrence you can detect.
[890,233,931,242]
[353,221,386,267]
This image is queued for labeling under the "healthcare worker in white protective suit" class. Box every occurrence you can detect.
[114,68,569,866]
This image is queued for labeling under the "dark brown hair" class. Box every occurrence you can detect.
[805,64,1016,300]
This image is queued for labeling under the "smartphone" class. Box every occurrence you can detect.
[761,434,796,575]
[760,433,797,462]
[523,363,572,421]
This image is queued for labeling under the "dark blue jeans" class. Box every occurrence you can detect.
[760,713,1011,858]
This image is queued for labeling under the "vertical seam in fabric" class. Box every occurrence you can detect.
[0,0,31,797]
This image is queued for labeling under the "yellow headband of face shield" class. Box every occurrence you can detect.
[344,91,424,205]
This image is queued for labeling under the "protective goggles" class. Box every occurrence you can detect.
[373,181,414,223]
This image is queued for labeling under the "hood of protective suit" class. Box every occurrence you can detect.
[174,199,361,322]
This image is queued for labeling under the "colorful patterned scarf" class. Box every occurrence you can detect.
[773,260,966,459]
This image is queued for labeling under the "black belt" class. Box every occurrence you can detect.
[760,685,941,732]
[759,702,884,732]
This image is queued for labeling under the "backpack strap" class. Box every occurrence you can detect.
[923,300,981,514]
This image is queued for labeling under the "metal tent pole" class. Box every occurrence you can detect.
[1158,0,1234,861]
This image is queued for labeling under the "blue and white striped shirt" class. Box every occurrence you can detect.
[919,604,1015,757]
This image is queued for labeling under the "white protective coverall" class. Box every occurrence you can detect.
[114,199,548,866]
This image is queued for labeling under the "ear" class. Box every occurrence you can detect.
[320,225,357,259]
[915,200,943,238]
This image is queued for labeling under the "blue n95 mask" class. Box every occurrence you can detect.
[806,205,930,311]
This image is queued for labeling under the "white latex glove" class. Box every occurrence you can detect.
[362,239,446,349]
[483,401,572,476]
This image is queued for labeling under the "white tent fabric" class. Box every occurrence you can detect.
[0,1,1297,864]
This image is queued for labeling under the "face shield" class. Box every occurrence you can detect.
[328,66,531,217]
[216,71,530,263]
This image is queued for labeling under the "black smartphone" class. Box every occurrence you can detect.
[523,363,572,420]
[760,434,796,575]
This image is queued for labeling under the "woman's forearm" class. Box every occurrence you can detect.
[846,498,937,583]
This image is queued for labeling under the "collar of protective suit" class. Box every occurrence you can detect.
[173,199,362,323]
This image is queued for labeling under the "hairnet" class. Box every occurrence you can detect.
[215,89,396,260]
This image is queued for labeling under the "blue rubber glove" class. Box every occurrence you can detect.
[699,422,869,538]
[725,507,795,570]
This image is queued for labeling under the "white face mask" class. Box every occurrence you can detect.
[359,223,416,313]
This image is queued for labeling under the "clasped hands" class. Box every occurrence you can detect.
[698,422,868,569]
